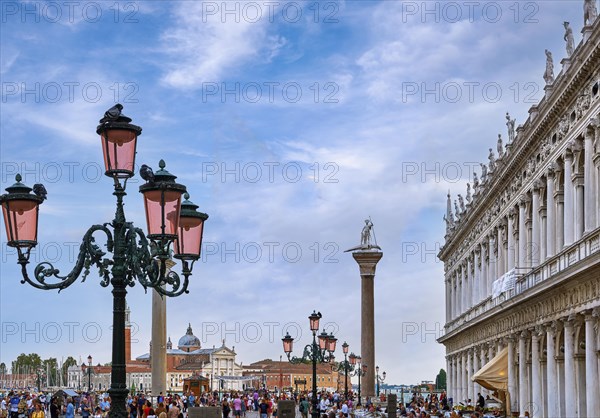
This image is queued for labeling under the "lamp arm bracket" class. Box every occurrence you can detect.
[19,224,113,292]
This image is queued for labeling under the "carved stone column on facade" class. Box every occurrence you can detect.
[481,242,488,301]
[508,208,516,270]
[519,197,528,268]
[594,122,600,229]
[546,168,556,258]
[474,246,481,304]
[563,315,578,417]
[572,140,585,240]
[467,349,474,404]
[531,327,543,418]
[461,351,467,403]
[497,221,505,278]
[446,356,453,404]
[546,322,558,418]
[564,148,575,246]
[461,263,467,316]
[489,233,496,294]
[584,126,596,232]
[445,277,451,323]
[507,336,518,413]
[480,344,488,396]
[584,309,600,418]
[472,347,481,398]
[519,330,530,417]
[532,182,541,267]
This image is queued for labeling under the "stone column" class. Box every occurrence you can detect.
[460,352,466,403]
[531,328,542,418]
[532,183,541,267]
[151,260,174,396]
[564,149,574,246]
[467,350,473,404]
[508,209,516,270]
[481,242,488,300]
[594,124,600,229]
[473,348,480,398]
[454,356,459,404]
[351,250,383,398]
[480,344,488,396]
[546,168,556,258]
[467,256,473,310]
[447,356,453,402]
[497,223,505,277]
[519,331,529,417]
[445,278,451,323]
[546,323,558,418]
[453,273,458,319]
[461,263,467,315]
[519,198,528,268]
[489,232,497,293]
[584,127,596,233]
[574,166,584,241]
[474,247,481,304]
[563,316,577,417]
[585,309,600,418]
[508,336,518,413]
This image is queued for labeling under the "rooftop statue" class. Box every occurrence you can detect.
[564,21,575,57]
[506,112,516,143]
[584,0,598,26]
[544,49,554,85]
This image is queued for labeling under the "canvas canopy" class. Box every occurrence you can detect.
[472,347,508,391]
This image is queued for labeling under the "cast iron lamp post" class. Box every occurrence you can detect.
[282,311,337,418]
[0,105,208,418]
[349,354,366,406]
[88,355,93,392]
[375,366,386,397]
[333,342,354,400]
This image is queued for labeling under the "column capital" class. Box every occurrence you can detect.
[564,147,574,160]
[530,325,544,339]
[547,166,556,178]
[519,330,530,339]
[533,179,542,192]
[519,194,530,206]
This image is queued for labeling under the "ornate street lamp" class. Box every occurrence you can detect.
[350,354,366,406]
[282,311,336,418]
[333,342,354,400]
[375,366,386,397]
[0,105,209,418]
[88,355,93,392]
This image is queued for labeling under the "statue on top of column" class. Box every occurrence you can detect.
[454,200,460,217]
[346,218,381,252]
[466,183,472,203]
[544,49,554,85]
[506,112,516,143]
[473,172,480,191]
[564,22,575,57]
[584,0,598,26]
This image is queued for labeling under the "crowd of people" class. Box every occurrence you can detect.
[1,389,500,418]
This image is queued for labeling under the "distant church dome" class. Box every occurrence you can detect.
[178,323,201,352]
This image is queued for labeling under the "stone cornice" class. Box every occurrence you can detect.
[439,20,600,262]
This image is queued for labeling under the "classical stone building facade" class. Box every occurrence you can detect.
[438,10,600,418]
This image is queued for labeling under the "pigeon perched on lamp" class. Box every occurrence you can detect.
[139,164,154,183]
[32,183,48,200]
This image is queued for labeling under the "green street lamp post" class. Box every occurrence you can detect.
[375,366,386,397]
[0,105,209,418]
[333,343,354,400]
[282,311,337,418]
[88,355,93,392]
[349,354,366,406]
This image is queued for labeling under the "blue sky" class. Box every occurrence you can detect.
[0,1,589,385]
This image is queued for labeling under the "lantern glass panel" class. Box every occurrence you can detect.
[2,200,38,246]
[100,129,137,177]
[175,216,204,258]
[143,190,182,237]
